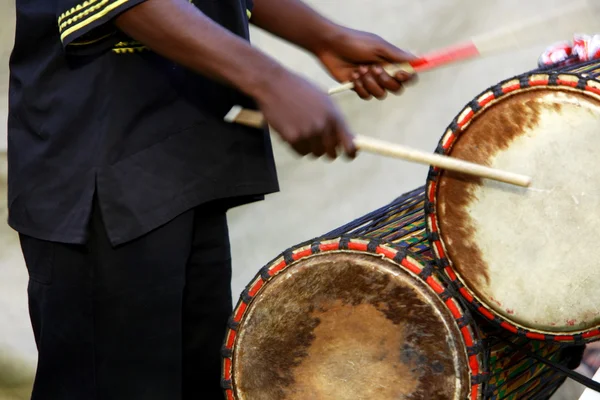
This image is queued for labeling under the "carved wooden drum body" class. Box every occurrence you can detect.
[222,188,581,399]
[426,59,600,342]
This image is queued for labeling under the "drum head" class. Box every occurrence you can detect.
[427,74,600,340]
[224,241,473,399]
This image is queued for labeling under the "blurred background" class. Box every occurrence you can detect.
[0,0,598,398]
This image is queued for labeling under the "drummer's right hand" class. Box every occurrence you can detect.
[253,66,357,160]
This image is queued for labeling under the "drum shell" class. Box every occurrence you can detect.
[425,59,600,343]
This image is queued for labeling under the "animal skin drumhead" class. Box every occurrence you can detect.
[434,82,600,334]
[230,252,470,400]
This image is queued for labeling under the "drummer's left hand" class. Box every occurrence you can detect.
[315,27,418,100]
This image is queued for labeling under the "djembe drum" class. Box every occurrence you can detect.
[221,58,600,398]
[221,197,582,399]
[424,57,600,343]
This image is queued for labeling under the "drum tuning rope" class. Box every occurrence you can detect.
[492,334,600,394]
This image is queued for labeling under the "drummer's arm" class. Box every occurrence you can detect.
[248,0,341,58]
[250,0,417,99]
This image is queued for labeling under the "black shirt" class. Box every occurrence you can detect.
[8,0,279,246]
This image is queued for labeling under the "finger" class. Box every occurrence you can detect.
[352,73,372,100]
[394,70,418,85]
[360,73,387,99]
[334,118,357,159]
[291,139,311,157]
[372,66,403,93]
[322,123,339,160]
[309,131,327,158]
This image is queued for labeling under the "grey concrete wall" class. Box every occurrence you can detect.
[0,0,595,398]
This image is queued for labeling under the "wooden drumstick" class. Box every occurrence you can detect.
[328,0,600,96]
[223,106,532,188]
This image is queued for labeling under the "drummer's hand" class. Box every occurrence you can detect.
[254,65,357,160]
[315,27,418,100]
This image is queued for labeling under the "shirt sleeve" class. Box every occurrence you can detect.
[57,0,148,49]
[246,0,253,19]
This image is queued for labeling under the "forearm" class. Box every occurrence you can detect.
[250,0,344,55]
[115,0,283,99]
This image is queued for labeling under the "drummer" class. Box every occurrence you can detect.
[8,0,416,399]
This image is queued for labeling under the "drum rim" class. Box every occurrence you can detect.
[425,71,600,344]
[221,236,485,400]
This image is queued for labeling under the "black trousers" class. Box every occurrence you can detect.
[19,200,232,400]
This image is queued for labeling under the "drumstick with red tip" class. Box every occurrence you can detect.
[328,0,600,95]
[223,106,532,188]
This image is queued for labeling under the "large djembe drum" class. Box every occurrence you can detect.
[425,58,600,343]
[221,59,600,398]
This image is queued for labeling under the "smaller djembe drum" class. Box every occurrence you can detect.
[221,190,583,399]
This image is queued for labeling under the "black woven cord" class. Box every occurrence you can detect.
[221,346,233,358]
[498,362,563,400]
[241,289,252,304]
[310,242,321,254]
[423,200,435,215]
[470,298,484,311]
[427,169,440,182]
[438,290,452,302]
[442,282,460,300]
[419,263,435,280]
[469,99,482,113]
[573,333,584,343]
[563,344,586,370]
[392,249,407,264]
[259,266,271,281]
[339,236,351,250]
[493,334,600,393]
[367,239,382,253]
[434,143,446,155]
[449,120,459,132]
[482,383,497,398]
[492,84,504,98]
[519,75,531,88]
[227,317,239,331]
[457,314,473,329]
[467,342,484,357]
[471,373,489,385]
[283,250,294,265]
[516,327,528,337]
[221,379,232,390]
[548,74,559,86]
[576,77,587,90]
[544,334,556,343]
[436,257,450,268]
[491,347,562,398]
[429,232,440,242]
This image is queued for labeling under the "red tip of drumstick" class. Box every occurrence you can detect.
[409,42,480,72]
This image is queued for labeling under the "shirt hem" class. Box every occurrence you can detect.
[102,182,280,247]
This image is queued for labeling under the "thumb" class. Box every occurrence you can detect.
[378,41,418,64]
[377,42,419,81]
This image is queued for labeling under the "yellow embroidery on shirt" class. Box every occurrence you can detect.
[60,0,130,42]
[59,0,110,30]
[112,46,148,54]
[58,0,100,25]
[112,40,149,54]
